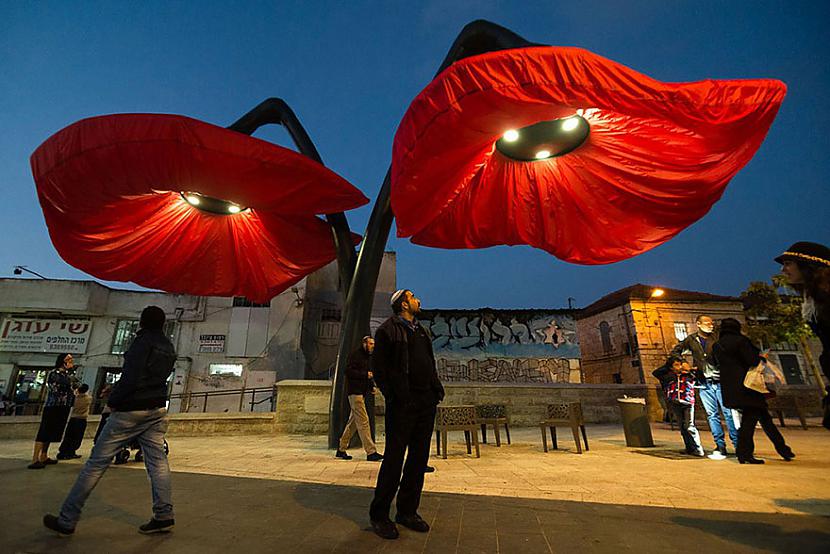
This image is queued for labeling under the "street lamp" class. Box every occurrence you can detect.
[650,288,665,298]
[13,266,47,279]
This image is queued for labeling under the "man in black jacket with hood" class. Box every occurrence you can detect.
[44,306,177,536]
[369,289,444,540]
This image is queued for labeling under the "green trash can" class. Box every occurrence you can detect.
[617,397,654,447]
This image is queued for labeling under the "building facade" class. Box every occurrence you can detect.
[575,284,817,386]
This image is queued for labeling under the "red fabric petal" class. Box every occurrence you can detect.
[31,114,368,301]
[392,46,786,263]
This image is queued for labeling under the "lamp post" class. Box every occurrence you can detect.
[13,266,47,279]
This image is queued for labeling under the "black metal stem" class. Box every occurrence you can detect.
[227,98,357,294]
[327,20,539,448]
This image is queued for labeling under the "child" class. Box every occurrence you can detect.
[654,355,704,457]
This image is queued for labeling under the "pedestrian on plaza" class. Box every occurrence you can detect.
[671,315,738,459]
[713,318,794,464]
[93,384,112,443]
[369,289,444,540]
[336,336,384,462]
[57,384,92,459]
[28,353,76,470]
[654,355,704,457]
[43,306,177,536]
[776,241,830,428]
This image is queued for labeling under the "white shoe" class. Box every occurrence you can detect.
[707,451,726,460]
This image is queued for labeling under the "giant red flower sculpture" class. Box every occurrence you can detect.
[31,114,368,302]
[392,46,786,263]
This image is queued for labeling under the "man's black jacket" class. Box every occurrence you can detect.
[345,346,373,396]
[372,316,444,406]
[671,332,719,382]
[108,328,176,411]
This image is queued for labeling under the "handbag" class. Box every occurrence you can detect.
[761,359,786,392]
[743,362,769,394]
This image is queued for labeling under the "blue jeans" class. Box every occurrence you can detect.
[697,382,738,451]
[58,408,173,528]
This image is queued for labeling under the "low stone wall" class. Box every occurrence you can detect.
[0,412,277,440]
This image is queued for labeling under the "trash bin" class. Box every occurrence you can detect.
[617,397,654,447]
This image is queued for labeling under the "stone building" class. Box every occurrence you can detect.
[575,283,817,386]
[0,253,396,414]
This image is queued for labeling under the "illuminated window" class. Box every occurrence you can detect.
[209,364,244,376]
[111,319,176,355]
[673,322,688,341]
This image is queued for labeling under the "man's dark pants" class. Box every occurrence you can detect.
[370,398,436,522]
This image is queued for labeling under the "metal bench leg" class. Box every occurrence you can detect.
[572,424,582,454]
[540,425,548,452]
[494,422,501,447]
[505,423,511,445]
[480,423,487,444]
[550,426,558,450]
[436,429,441,456]
[473,427,480,458]
[581,425,589,451]
[442,430,448,460]
[465,430,472,454]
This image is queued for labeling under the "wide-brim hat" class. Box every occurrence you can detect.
[774,242,830,267]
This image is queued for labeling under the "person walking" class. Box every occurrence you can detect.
[57,384,92,459]
[776,241,830,428]
[369,289,444,540]
[43,306,177,536]
[28,353,76,470]
[714,318,794,464]
[335,335,384,461]
[671,315,738,459]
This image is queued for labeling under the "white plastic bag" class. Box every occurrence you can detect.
[744,362,768,394]
[761,359,786,393]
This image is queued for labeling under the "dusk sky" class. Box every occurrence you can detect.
[2,1,828,310]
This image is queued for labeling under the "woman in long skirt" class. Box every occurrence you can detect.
[28,353,76,469]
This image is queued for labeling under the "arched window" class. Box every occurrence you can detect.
[599,321,613,353]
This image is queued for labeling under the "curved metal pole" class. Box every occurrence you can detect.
[327,20,540,448]
[227,98,357,294]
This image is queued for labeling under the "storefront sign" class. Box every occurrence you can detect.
[0,318,92,354]
[199,334,226,353]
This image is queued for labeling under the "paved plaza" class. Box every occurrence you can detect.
[1,423,828,553]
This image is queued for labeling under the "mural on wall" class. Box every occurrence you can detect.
[416,309,580,383]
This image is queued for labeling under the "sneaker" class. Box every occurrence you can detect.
[424,465,435,473]
[371,519,399,540]
[335,450,352,460]
[366,452,384,462]
[28,461,46,470]
[139,518,175,534]
[43,514,74,536]
[707,450,727,460]
[395,513,430,533]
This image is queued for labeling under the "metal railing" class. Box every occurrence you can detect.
[169,386,278,413]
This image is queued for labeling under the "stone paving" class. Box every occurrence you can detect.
[1,422,829,552]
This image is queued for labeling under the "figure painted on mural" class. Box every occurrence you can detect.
[43,306,177,536]
[654,355,704,457]
[336,336,384,462]
[671,314,738,459]
[57,384,92,460]
[28,353,76,470]
[713,318,794,464]
[776,241,830,429]
[369,289,444,540]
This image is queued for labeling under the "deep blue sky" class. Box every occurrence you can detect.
[2,1,828,309]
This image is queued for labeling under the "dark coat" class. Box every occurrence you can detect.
[345,346,373,396]
[372,316,444,407]
[712,329,765,409]
[108,328,176,411]
[671,332,719,382]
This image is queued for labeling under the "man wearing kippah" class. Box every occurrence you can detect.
[369,289,444,540]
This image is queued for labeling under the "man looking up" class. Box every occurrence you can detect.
[671,314,738,459]
[369,289,444,540]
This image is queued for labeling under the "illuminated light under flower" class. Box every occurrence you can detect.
[534,150,552,159]
[502,129,520,142]
[180,191,248,215]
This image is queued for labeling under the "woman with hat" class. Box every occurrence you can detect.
[28,353,76,469]
[776,241,830,428]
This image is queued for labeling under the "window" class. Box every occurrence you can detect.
[111,319,176,355]
[209,363,244,376]
[777,354,804,385]
[673,322,688,341]
[599,321,613,353]
[232,297,270,308]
